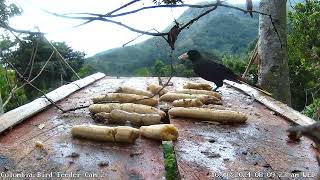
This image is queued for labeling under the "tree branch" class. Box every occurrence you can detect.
[0,22,43,35]
[3,58,65,112]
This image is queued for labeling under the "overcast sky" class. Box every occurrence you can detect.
[9,0,249,56]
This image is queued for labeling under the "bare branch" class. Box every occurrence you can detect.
[3,85,17,107]
[39,34,81,79]
[107,0,141,15]
[63,0,141,28]
[50,1,281,48]
[27,40,39,80]
[0,22,43,35]
[62,2,221,18]
[3,58,65,112]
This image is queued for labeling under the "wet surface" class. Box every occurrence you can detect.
[165,77,319,180]
[0,77,318,180]
[0,77,164,180]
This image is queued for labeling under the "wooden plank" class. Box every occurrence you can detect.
[0,72,105,134]
[167,77,318,179]
[0,77,165,179]
[224,80,316,126]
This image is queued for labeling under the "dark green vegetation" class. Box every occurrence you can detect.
[87,3,259,76]
[162,141,180,180]
[288,1,320,120]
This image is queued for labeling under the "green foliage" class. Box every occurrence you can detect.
[134,67,152,76]
[222,54,258,84]
[7,35,85,99]
[0,66,27,111]
[303,98,320,121]
[0,0,21,25]
[76,64,97,78]
[288,0,320,111]
[152,59,170,77]
[222,55,247,75]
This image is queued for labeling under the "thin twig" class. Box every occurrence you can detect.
[27,40,39,80]
[0,22,43,34]
[40,34,81,79]
[62,105,90,112]
[4,58,65,112]
[59,0,141,28]
[122,28,157,47]
[242,39,259,78]
[3,50,55,108]
[180,4,218,30]
[62,2,222,18]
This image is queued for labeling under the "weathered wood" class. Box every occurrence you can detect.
[224,80,315,126]
[0,77,165,180]
[169,77,318,179]
[242,41,258,78]
[0,73,105,134]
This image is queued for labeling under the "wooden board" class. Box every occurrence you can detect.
[166,77,319,180]
[0,73,105,134]
[224,80,316,126]
[1,76,318,180]
[0,77,165,180]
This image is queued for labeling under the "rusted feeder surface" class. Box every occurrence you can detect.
[167,77,318,180]
[0,76,318,180]
[0,77,164,180]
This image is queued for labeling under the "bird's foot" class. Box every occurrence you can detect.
[212,87,219,92]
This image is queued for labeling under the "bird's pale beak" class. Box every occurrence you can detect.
[178,53,189,60]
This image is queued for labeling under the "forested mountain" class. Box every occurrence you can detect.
[87,3,259,75]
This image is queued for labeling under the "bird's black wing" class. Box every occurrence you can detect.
[213,61,240,82]
[192,59,240,87]
[196,60,239,81]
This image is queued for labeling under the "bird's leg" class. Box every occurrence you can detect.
[212,86,219,92]
[247,94,256,104]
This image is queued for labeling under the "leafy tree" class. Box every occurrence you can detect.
[288,0,320,114]
[0,0,21,113]
[0,66,27,111]
[152,59,170,77]
[8,34,85,99]
[76,64,97,79]
[303,98,320,121]
[0,0,21,25]
[134,67,151,76]
[221,54,258,85]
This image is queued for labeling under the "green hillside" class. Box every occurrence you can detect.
[87,3,259,76]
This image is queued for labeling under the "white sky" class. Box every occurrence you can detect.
[9,0,248,56]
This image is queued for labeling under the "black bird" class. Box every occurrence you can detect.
[179,50,242,91]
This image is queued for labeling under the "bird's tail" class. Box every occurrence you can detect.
[236,76,273,96]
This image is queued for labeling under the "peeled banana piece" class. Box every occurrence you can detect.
[71,124,139,143]
[140,124,178,141]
